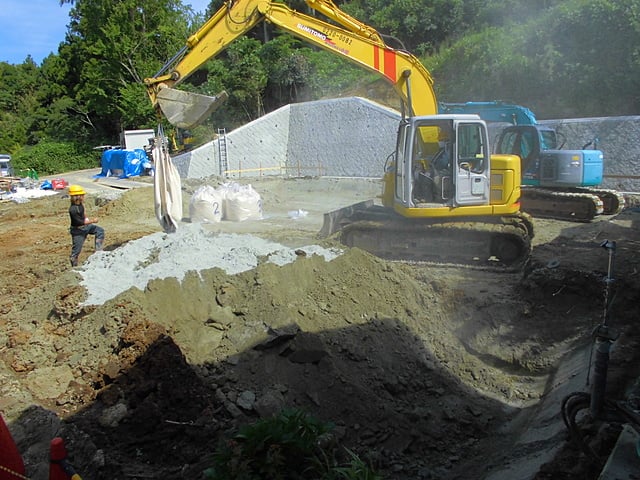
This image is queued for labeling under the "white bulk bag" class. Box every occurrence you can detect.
[223,183,263,222]
[153,135,183,233]
[189,185,224,223]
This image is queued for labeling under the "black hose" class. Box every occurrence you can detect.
[561,391,589,429]
[561,391,601,461]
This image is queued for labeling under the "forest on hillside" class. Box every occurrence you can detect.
[1,0,639,175]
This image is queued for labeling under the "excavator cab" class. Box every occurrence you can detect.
[496,125,558,179]
[386,115,503,218]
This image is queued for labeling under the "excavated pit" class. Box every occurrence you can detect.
[1,176,640,479]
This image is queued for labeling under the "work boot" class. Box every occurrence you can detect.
[95,239,103,251]
[70,256,78,267]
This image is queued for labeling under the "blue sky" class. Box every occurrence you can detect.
[1,0,211,65]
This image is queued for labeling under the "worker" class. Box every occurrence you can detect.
[413,159,435,203]
[427,128,454,201]
[68,185,104,267]
[433,128,453,173]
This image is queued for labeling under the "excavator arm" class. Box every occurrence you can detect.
[144,0,437,128]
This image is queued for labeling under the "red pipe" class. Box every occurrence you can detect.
[49,437,68,480]
[49,437,82,480]
[0,413,25,480]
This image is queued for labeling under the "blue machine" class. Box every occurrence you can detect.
[439,101,605,189]
[494,124,604,188]
[439,101,538,126]
[438,101,621,220]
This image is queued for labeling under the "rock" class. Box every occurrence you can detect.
[281,332,329,364]
[99,402,129,427]
[253,324,300,350]
[25,365,74,400]
[287,349,328,364]
[224,401,243,418]
[236,390,256,410]
[254,389,285,417]
[52,285,88,320]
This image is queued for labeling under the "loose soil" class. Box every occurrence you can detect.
[1,173,639,480]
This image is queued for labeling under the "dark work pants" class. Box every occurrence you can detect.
[70,225,105,266]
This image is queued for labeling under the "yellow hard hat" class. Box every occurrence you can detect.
[69,185,86,196]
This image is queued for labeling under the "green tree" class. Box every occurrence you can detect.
[57,0,202,145]
[38,53,90,143]
[224,37,269,121]
[261,34,312,109]
[0,59,41,152]
[342,0,470,54]
[10,141,96,176]
[541,0,640,116]
[429,0,640,118]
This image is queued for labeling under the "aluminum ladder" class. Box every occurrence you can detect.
[217,128,228,177]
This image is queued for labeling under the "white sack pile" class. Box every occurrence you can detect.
[189,182,262,223]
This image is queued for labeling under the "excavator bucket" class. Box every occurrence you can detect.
[156,88,229,129]
[319,200,375,237]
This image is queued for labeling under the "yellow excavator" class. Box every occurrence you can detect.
[144,0,534,269]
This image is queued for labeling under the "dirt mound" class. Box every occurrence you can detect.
[1,178,640,479]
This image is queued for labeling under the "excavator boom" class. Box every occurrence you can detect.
[144,0,437,128]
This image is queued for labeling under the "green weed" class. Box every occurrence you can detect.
[203,408,380,480]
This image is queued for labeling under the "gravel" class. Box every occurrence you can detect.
[78,222,342,305]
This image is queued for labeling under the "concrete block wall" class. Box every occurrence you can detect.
[285,97,400,177]
[173,105,291,178]
[172,142,216,178]
[173,97,640,192]
[222,105,290,177]
[173,97,400,179]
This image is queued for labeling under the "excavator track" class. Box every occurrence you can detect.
[520,187,604,222]
[579,187,625,215]
[321,204,533,271]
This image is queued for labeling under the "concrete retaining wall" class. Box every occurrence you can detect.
[285,98,400,177]
[173,105,291,178]
[173,97,640,191]
[173,97,400,179]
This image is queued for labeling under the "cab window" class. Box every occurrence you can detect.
[457,123,486,173]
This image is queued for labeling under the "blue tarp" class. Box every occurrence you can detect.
[96,149,150,178]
